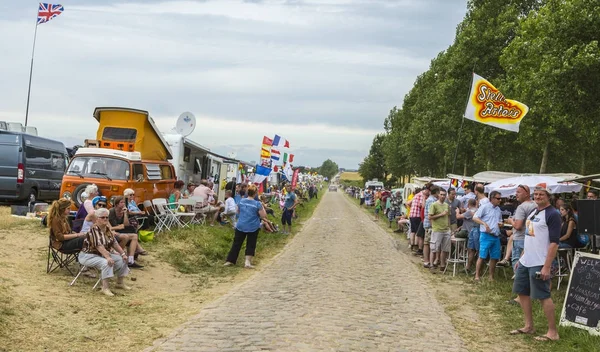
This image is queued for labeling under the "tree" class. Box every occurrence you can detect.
[358,134,388,183]
[318,159,339,180]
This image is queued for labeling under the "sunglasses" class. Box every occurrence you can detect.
[98,216,108,219]
[129,194,135,196]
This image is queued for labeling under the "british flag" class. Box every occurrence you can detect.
[37,3,64,25]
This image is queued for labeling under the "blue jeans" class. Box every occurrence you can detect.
[511,239,524,270]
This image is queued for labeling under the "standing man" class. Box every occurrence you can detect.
[407,187,426,253]
[281,184,298,235]
[388,190,402,229]
[429,189,451,271]
[473,190,503,281]
[422,186,439,268]
[446,188,461,233]
[510,183,560,342]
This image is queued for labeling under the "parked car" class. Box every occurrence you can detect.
[0,130,68,204]
[329,185,337,192]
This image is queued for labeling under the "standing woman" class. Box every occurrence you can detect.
[49,198,86,251]
[78,207,131,296]
[224,185,267,268]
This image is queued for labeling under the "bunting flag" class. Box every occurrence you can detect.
[283,152,288,163]
[262,136,273,146]
[251,165,272,184]
[260,147,271,158]
[271,148,280,161]
[288,154,294,163]
[464,73,529,132]
[273,165,279,172]
[273,134,290,148]
[451,179,459,187]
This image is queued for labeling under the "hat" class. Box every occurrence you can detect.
[534,183,551,195]
[92,196,107,207]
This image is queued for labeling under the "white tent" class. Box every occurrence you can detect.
[484,175,582,197]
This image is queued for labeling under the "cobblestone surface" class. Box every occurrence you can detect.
[146,192,466,352]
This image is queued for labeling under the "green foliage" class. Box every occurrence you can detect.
[370,0,600,178]
[358,134,388,183]
[318,159,339,180]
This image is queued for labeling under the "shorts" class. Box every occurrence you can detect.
[431,231,451,253]
[281,208,293,226]
[424,228,432,245]
[375,208,380,214]
[479,232,501,260]
[416,222,425,238]
[467,227,480,250]
[360,198,365,205]
[409,217,421,234]
[512,264,551,300]
[511,239,524,270]
[387,210,398,222]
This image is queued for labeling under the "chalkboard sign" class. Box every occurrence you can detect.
[560,252,600,335]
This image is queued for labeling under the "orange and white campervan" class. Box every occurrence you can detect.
[60,107,176,208]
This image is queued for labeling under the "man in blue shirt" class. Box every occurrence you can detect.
[281,184,298,235]
[473,190,503,281]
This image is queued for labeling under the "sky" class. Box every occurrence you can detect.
[0,0,468,169]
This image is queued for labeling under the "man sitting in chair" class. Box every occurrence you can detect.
[192,179,220,226]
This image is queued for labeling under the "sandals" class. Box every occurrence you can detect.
[509,328,535,335]
[506,299,519,306]
[497,259,510,267]
[534,335,559,342]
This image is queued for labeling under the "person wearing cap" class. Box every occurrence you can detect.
[510,183,560,341]
[81,196,108,233]
[473,190,503,281]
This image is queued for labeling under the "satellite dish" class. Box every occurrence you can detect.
[175,112,196,137]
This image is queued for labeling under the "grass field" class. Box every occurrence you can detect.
[0,193,323,352]
[340,171,362,181]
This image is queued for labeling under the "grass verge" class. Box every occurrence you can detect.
[345,191,600,351]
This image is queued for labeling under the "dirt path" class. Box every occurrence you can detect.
[146,191,466,352]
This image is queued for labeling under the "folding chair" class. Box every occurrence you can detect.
[176,198,199,228]
[151,198,172,233]
[47,236,79,276]
[70,265,101,290]
[189,196,207,225]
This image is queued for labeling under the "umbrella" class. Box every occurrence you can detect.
[484,175,582,198]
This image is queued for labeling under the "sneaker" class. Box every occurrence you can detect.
[115,283,132,290]
[101,288,114,297]
[223,262,234,267]
[413,250,423,257]
[128,262,144,269]
[423,263,431,268]
[393,229,402,233]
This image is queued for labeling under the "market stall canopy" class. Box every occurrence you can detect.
[560,174,600,183]
[484,175,582,197]
[412,177,449,186]
[448,171,583,184]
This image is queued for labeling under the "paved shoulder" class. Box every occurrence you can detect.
[146,192,465,352]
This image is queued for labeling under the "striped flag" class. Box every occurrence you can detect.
[271,148,280,161]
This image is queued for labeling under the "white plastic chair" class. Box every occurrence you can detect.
[174,198,197,228]
[189,196,207,225]
[152,198,173,233]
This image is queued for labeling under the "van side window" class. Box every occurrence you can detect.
[133,164,145,181]
[160,165,173,180]
[25,146,52,169]
[146,164,161,180]
[50,153,66,171]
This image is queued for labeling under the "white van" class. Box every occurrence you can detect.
[365,180,384,190]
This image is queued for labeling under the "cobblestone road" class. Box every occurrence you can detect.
[146,192,465,352]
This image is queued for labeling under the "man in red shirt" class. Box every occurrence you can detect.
[406,184,431,254]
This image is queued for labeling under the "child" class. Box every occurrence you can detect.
[374,195,382,221]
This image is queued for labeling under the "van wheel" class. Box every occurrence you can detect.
[27,189,37,205]
[73,183,90,208]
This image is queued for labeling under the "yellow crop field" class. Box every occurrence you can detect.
[340,172,362,181]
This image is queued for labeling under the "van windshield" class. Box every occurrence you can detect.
[66,156,130,180]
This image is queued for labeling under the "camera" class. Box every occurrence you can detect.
[535,271,542,280]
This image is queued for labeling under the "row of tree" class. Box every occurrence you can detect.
[359,0,600,184]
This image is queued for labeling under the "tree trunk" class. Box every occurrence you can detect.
[539,142,550,173]
[580,152,586,175]
[463,158,468,176]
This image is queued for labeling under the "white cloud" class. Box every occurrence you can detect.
[1,0,468,168]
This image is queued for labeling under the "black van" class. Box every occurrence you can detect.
[0,131,68,203]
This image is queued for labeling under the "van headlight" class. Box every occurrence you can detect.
[63,191,72,200]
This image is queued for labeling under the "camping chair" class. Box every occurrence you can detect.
[70,265,101,290]
[47,236,79,276]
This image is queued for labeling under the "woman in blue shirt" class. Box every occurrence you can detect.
[224,185,267,268]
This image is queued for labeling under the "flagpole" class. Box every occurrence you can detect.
[25,18,40,127]
[451,71,475,175]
